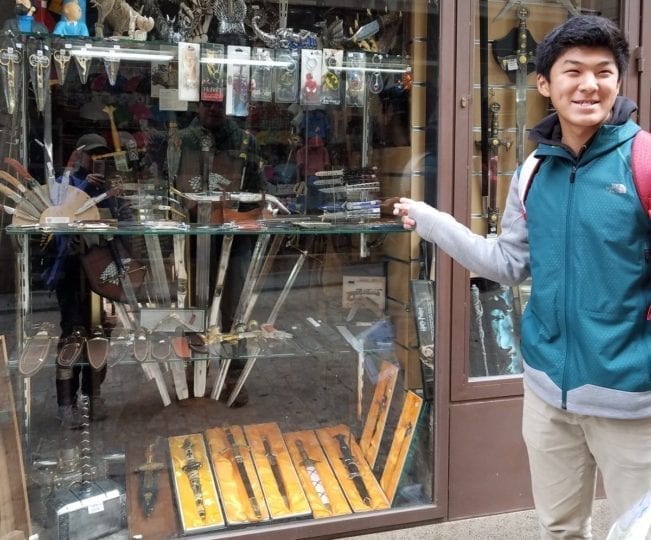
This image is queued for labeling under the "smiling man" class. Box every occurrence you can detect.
[394,16,650,539]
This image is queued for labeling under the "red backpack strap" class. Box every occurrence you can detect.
[632,129,651,219]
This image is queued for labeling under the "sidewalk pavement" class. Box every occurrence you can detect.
[342,499,613,539]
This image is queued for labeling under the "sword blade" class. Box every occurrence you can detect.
[295,439,331,512]
[262,437,290,509]
[144,235,172,305]
[208,235,234,328]
[224,427,262,518]
[225,246,306,407]
[334,433,370,505]
[211,234,271,400]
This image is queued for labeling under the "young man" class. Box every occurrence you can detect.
[394,16,651,538]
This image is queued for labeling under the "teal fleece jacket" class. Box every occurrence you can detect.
[408,96,651,419]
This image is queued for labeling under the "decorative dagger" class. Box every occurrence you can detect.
[4,157,52,210]
[224,426,262,518]
[368,391,389,445]
[262,437,290,509]
[514,6,533,166]
[334,433,371,506]
[295,439,332,512]
[181,438,206,519]
[136,443,165,518]
[487,102,511,236]
[0,46,22,114]
[29,45,51,113]
[53,47,72,85]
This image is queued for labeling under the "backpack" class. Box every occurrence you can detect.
[517,129,651,320]
[518,129,651,218]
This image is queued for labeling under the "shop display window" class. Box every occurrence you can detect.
[0,1,439,538]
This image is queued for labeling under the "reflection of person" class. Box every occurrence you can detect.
[43,133,112,429]
[175,100,265,406]
[394,16,651,537]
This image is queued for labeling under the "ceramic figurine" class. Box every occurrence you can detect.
[53,0,89,36]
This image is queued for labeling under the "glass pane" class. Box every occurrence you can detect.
[0,1,440,537]
[468,0,620,380]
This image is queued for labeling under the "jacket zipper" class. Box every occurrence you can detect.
[561,164,577,409]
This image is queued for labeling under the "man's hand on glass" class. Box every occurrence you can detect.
[393,197,417,230]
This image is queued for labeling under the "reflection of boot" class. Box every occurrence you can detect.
[57,405,82,429]
[89,397,108,421]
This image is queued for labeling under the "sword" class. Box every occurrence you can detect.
[170,327,189,400]
[0,46,21,114]
[224,426,262,518]
[28,45,51,113]
[207,235,234,330]
[192,200,215,398]
[486,102,511,236]
[173,234,188,308]
[181,437,206,519]
[494,0,579,21]
[211,234,271,401]
[514,7,533,166]
[333,433,370,506]
[295,439,332,512]
[225,241,304,407]
[135,443,165,518]
[262,437,290,509]
[493,7,537,166]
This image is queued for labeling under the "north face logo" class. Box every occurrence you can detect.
[607,183,627,194]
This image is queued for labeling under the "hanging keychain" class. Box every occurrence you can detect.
[345,51,366,108]
[274,48,299,103]
[201,43,226,102]
[300,48,322,105]
[320,48,342,106]
[250,47,273,102]
[226,45,250,116]
[368,53,384,94]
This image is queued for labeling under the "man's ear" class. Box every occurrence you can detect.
[537,73,550,98]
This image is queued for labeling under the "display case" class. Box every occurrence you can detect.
[0,1,438,538]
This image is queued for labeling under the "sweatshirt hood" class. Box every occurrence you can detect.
[529,95,638,147]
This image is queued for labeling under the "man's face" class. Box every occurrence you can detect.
[198,101,225,130]
[537,46,621,140]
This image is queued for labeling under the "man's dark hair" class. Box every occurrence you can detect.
[535,15,630,81]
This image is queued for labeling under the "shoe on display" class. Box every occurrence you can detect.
[57,405,82,430]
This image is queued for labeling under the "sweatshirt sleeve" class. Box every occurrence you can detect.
[409,171,530,286]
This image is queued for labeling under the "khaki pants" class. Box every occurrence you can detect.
[522,383,651,539]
